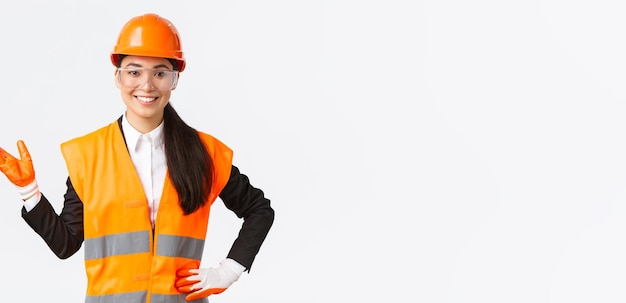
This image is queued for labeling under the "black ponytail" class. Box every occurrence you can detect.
[163,103,213,214]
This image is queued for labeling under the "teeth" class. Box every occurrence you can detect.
[136,96,157,102]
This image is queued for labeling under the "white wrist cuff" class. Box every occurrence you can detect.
[16,179,41,204]
[222,258,246,276]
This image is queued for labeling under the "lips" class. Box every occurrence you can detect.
[136,96,158,103]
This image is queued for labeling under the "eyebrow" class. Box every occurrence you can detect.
[123,63,172,69]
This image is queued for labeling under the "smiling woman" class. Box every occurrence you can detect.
[0,12,274,303]
[115,56,177,133]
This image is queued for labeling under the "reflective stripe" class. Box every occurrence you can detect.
[156,234,205,260]
[84,231,151,260]
[151,293,208,303]
[85,290,147,303]
[84,291,209,303]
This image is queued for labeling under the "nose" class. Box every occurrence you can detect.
[138,74,156,90]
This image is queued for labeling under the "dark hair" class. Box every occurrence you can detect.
[163,103,213,214]
[116,54,213,214]
[115,54,178,71]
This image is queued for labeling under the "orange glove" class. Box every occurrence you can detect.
[175,259,245,301]
[0,140,35,187]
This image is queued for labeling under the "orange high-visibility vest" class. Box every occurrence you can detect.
[60,121,233,303]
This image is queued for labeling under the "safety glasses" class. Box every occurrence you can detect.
[117,68,179,91]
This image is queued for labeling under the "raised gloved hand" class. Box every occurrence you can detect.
[0,140,40,202]
[175,258,246,301]
[0,140,35,187]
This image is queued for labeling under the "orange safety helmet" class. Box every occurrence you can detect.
[111,13,186,72]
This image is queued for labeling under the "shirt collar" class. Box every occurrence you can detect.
[121,114,165,151]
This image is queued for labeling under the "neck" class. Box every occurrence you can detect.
[126,113,162,134]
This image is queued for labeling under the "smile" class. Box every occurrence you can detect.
[136,96,158,103]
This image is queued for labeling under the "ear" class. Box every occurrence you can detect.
[114,69,121,89]
[171,75,179,90]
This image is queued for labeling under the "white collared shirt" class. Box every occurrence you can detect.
[122,115,167,228]
[24,116,168,226]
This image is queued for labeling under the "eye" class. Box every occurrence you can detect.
[126,69,141,77]
[154,71,167,79]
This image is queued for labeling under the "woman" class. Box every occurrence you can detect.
[0,13,274,303]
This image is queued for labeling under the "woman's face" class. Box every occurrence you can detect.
[115,55,177,133]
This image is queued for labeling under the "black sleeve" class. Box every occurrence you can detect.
[219,165,274,271]
[21,177,84,259]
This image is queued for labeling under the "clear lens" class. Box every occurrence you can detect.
[117,68,178,91]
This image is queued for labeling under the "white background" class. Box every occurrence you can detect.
[0,0,625,302]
